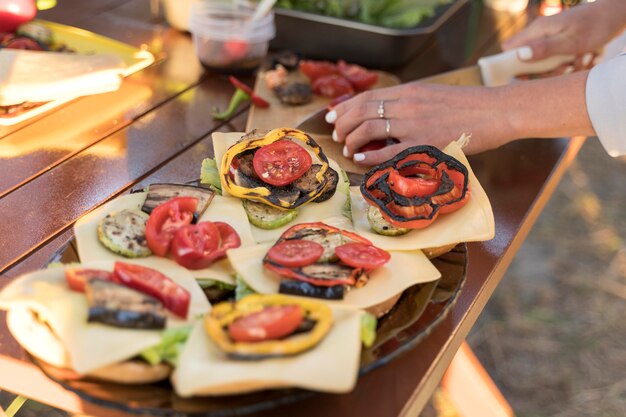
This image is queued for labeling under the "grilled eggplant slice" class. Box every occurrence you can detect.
[85,279,166,329]
[196,279,236,303]
[279,279,344,300]
[141,183,215,218]
[291,226,345,262]
[292,165,338,203]
[97,209,151,258]
[273,82,312,106]
[205,294,333,359]
[367,206,411,236]
[242,200,299,230]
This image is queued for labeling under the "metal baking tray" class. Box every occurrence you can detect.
[270,0,472,68]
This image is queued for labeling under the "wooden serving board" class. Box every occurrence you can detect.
[246,69,400,174]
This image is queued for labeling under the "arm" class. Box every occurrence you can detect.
[328,71,594,164]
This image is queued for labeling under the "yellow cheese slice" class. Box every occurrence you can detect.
[172,305,364,397]
[212,132,349,243]
[74,192,255,285]
[0,259,209,374]
[350,141,495,251]
[226,241,440,310]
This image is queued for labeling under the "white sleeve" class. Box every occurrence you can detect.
[585,53,626,157]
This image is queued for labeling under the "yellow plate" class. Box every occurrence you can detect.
[0,19,155,126]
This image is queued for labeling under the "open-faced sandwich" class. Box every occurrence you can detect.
[204,127,351,243]
[0,259,209,384]
[226,218,441,317]
[74,183,256,302]
[173,294,368,396]
[350,136,495,257]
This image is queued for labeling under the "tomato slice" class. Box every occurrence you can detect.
[228,305,304,343]
[311,74,354,99]
[267,239,324,267]
[170,222,221,270]
[253,140,313,186]
[299,60,338,82]
[337,60,378,91]
[113,261,190,318]
[145,197,198,257]
[335,243,390,270]
[388,168,440,198]
[65,268,115,293]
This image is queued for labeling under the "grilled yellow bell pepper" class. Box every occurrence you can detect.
[205,294,333,358]
[220,128,330,209]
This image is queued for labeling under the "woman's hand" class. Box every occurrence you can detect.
[502,0,626,70]
[326,82,515,165]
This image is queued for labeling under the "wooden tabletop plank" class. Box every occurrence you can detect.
[0,75,244,274]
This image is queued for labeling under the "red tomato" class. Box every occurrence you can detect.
[311,74,354,99]
[358,140,388,154]
[0,1,37,33]
[223,40,249,60]
[388,168,440,198]
[214,222,241,252]
[337,60,378,91]
[170,222,221,270]
[267,239,324,267]
[228,305,304,343]
[5,37,43,50]
[335,243,390,270]
[145,197,198,257]
[299,60,338,82]
[65,268,115,293]
[113,261,190,318]
[253,140,313,186]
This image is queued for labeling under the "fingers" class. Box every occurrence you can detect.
[342,118,405,158]
[327,83,414,121]
[352,143,408,166]
[331,99,408,144]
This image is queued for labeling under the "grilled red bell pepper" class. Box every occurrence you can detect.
[360,145,470,229]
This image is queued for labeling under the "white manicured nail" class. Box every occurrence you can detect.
[563,65,575,74]
[332,130,339,142]
[353,153,365,162]
[325,110,337,123]
[581,52,593,67]
[517,46,533,61]
[343,146,349,158]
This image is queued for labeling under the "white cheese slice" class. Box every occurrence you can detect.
[0,259,209,374]
[212,132,349,243]
[350,141,495,251]
[0,50,125,106]
[172,305,364,397]
[74,192,255,285]
[226,241,441,310]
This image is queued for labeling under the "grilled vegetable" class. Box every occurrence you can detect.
[279,279,344,300]
[293,164,339,203]
[205,294,333,359]
[221,128,331,209]
[361,145,470,230]
[196,279,236,303]
[273,82,313,106]
[200,158,222,194]
[97,209,151,258]
[242,199,299,229]
[85,278,166,329]
[263,222,389,300]
[366,206,411,236]
[141,183,214,218]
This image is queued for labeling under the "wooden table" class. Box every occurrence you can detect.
[0,1,584,416]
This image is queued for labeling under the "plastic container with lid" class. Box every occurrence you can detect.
[188,1,275,73]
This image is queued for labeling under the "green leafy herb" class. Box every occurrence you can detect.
[200,158,222,195]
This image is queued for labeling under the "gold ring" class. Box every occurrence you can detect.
[378,101,385,119]
[385,118,391,138]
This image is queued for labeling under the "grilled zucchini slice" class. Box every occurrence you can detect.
[97,209,152,257]
[242,200,299,230]
[367,206,411,236]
